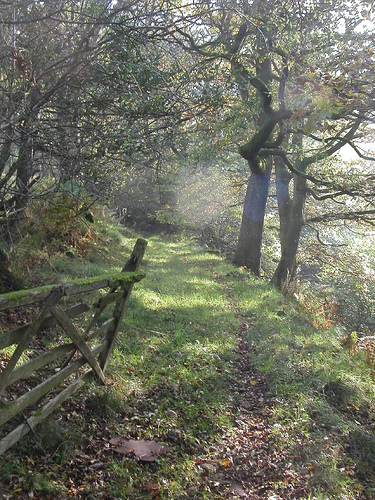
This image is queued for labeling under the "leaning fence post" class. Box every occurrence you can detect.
[98,238,147,373]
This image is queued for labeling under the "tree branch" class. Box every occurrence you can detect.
[264,147,364,197]
[303,117,363,167]
[306,209,375,224]
[305,225,347,247]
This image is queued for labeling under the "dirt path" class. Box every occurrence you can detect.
[197,277,310,499]
[0,330,311,500]
[201,335,309,499]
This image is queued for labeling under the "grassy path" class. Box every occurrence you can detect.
[1,234,375,499]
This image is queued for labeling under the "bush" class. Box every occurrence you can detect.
[13,190,98,278]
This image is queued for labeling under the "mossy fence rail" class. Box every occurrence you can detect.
[0,238,147,455]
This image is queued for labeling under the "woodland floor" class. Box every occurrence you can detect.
[0,329,310,500]
[202,338,309,500]
[1,234,374,499]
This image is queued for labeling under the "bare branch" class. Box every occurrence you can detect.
[305,225,347,247]
[307,209,375,224]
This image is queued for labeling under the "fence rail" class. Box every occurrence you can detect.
[0,238,147,455]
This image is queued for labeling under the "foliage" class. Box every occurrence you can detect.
[1,0,374,306]
[7,188,135,285]
[291,223,375,335]
[12,192,94,275]
[0,0,109,226]
[0,0,213,240]
[161,0,375,285]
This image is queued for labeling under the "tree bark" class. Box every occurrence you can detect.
[230,25,291,276]
[234,157,272,274]
[272,173,307,290]
[0,247,23,293]
[14,129,34,213]
[275,155,292,252]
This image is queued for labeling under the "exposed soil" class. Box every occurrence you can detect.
[201,336,310,499]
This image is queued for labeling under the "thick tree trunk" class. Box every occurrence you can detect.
[234,158,272,274]
[231,32,291,276]
[272,174,307,290]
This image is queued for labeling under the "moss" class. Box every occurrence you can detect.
[0,284,55,306]
[0,271,146,310]
[136,238,148,247]
[62,271,146,288]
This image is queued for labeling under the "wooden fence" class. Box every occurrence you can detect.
[0,238,147,455]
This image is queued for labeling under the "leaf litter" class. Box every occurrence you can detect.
[0,319,313,499]
[195,337,310,499]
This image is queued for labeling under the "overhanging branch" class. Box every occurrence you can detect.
[306,209,375,224]
[303,117,362,167]
[264,148,367,198]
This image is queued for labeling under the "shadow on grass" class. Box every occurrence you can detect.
[2,235,375,499]
[0,237,242,498]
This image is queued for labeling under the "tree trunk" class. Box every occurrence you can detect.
[15,131,34,212]
[0,247,23,293]
[15,87,42,216]
[275,155,292,252]
[272,173,307,290]
[234,157,272,274]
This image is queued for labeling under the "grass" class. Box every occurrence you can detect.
[1,215,375,499]
[227,276,375,498]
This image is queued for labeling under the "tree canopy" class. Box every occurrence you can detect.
[0,0,374,293]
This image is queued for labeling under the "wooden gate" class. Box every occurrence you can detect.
[0,238,147,454]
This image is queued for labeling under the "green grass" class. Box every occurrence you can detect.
[1,219,375,499]
[227,275,375,498]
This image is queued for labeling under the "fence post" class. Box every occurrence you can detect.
[98,238,147,373]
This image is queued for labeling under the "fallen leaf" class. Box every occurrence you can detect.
[145,482,162,497]
[220,458,231,468]
[110,437,169,462]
